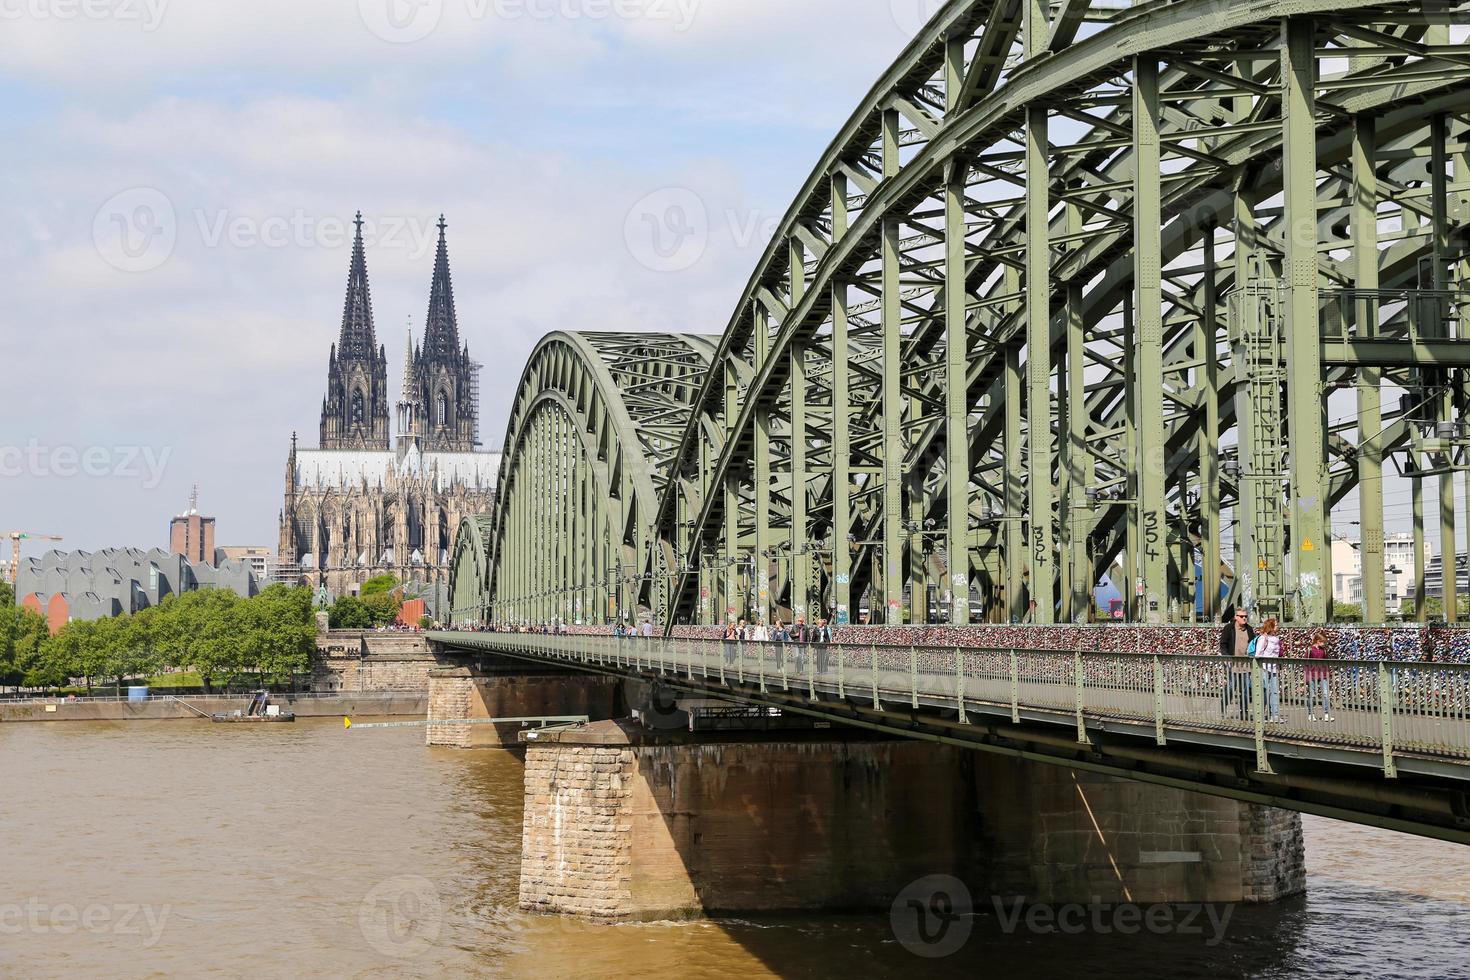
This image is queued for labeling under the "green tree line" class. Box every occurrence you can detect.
[0,583,317,692]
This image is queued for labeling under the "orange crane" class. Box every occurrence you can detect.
[5,531,63,587]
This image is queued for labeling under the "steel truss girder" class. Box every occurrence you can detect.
[449,0,1470,634]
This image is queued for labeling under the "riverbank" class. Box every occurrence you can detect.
[0,692,426,723]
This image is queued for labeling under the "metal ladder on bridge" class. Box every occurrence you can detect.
[1233,280,1289,612]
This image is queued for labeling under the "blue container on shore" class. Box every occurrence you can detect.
[127,686,149,701]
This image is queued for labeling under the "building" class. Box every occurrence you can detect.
[1413,553,1469,604]
[169,486,217,564]
[1329,534,1435,615]
[279,214,500,606]
[16,547,259,629]
[216,546,274,584]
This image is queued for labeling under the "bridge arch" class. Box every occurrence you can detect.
[451,332,715,625]
[455,0,1470,631]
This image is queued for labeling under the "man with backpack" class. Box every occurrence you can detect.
[1219,607,1255,720]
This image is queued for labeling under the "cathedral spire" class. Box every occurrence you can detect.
[423,215,460,359]
[338,211,378,358]
[320,211,390,451]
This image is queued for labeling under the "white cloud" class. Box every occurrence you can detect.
[0,2,911,550]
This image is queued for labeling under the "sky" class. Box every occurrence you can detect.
[0,0,947,553]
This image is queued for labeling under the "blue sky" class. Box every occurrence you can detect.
[0,0,941,552]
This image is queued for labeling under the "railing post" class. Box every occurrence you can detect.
[738,641,745,686]
[759,641,767,694]
[1252,658,1272,773]
[1074,650,1089,745]
[910,645,918,709]
[807,641,816,701]
[718,640,726,685]
[838,644,846,700]
[956,649,967,724]
[1009,649,1019,723]
[1153,654,1165,746]
[780,643,788,692]
[1379,659,1398,778]
[871,644,881,710]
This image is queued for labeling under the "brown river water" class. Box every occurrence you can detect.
[2,718,1468,979]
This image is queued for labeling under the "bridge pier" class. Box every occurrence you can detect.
[426,667,622,748]
[517,721,1304,920]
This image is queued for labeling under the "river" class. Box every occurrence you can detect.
[2,719,1467,979]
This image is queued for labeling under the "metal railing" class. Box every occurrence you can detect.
[0,690,428,706]
[435,633,1470,776]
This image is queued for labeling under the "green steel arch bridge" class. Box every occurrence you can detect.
[435,0,1470,842]
[453,0,1470,633]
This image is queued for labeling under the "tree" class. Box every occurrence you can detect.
[0,581,17,687]
[361,590,401,626]
[1332,601,1364,623]
[156,590,243,691]
[359,575,398,598]
[240,586,315,687]
[329,595,374,630]
[110,609,162,687]
[39,622,86,690]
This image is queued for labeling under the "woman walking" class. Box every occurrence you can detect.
[1257,617,1284,723]
[1306,629,1334,722]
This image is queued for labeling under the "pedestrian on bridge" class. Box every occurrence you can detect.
[1307,630,1335,723]
[1220,607,1255,720]
[1258,618,1284,723]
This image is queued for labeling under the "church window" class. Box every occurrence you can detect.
[352,389,365,424]
[437,391,449,427]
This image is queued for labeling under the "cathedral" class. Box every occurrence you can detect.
[279,213,501,605]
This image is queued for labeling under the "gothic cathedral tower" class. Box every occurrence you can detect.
[406,217,479,452]
[320,213,390,451]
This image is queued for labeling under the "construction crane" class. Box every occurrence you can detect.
[5,531,63,587]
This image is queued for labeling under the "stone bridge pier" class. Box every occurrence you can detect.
[425,661,623,748]
[517,721,1305,920]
